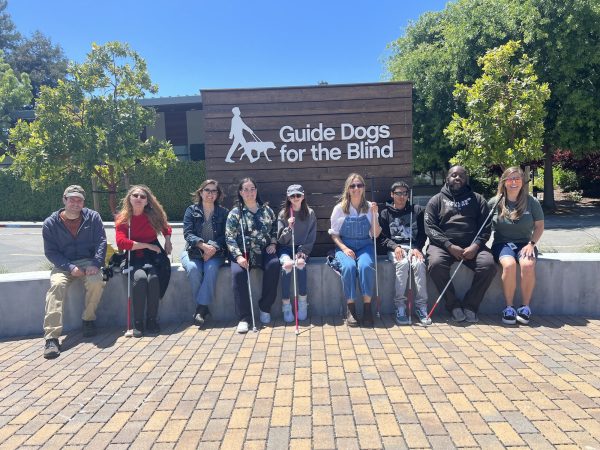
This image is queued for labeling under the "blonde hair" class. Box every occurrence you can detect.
[496,167,528,220]
[115,184,169,234]
[339,173,369,214]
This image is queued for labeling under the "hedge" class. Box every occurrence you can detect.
[0,161,205,222]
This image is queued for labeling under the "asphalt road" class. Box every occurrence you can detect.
[1,209,599,274]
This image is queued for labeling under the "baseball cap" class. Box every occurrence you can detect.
[287,184,304,196]
[63,185,85,200]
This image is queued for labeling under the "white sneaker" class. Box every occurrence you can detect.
[259,310,271,324]
[236,321,249,334]
[282,303,294,323]
[298,299,308,321]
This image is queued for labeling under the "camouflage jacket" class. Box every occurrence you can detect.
[226,204,277,266]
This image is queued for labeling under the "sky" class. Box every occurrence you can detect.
[7,0,448,98]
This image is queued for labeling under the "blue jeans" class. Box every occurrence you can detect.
[279,250,307,298]
[180,250,224,306]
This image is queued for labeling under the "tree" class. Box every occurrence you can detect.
[387,0,600,208]
[0,51,32,161]
[10,41,175,215]
[7,31,68,101]
[445,41,550,175]
[0,0,20,53]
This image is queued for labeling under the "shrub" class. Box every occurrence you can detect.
[553,167,579,192]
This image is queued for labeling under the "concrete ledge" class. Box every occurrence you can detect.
[0,254,598,338]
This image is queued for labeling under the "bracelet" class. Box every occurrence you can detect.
[528,240,536,246]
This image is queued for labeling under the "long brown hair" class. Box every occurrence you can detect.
[281,195,309,221]
[192,179,223,205]
[115,185,169,234]
[339,173,369,214]
[496,167,528,220]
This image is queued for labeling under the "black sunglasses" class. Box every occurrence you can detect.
[131,193,147,199]
[349,183,364,189]
[289,194,303,199]
[393,191,409,197]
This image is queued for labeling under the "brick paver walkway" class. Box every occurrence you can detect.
[1,316,600,449]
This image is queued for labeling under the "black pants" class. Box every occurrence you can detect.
[231,250,280,321]
[125,266,160,324]
[427,244,497,313]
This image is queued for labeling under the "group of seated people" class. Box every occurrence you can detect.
[40,165,544,359]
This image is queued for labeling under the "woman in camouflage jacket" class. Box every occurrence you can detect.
[226,177,280,333]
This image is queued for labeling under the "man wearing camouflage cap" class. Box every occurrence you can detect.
[42,185,107,359]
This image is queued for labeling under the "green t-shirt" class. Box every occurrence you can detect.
[489,195,544,244]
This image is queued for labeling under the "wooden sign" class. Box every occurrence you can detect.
[202,82,412,256]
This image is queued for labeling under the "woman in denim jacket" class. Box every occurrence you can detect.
[181,179,229,327]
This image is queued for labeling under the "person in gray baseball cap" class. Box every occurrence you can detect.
[41,185,107,359]
[277,184,317,323]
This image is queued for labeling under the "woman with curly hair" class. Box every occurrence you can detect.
[329,173,381,327]
[115,185,172,337]
[489,167,544,325]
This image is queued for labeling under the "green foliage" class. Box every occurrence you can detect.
[553,167,579,192]
[445,41,550,173]
[0,1,19,53]
[0,161,205,221]
[9,41,176,214]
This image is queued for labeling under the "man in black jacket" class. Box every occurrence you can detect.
[425,166,497,323]
[378,181,430,326]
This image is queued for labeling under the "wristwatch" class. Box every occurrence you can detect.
[528,240,536,246]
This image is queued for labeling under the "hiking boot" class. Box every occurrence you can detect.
[133,321,144,338]
[415,306,432,326]
[259,309,271,324]
[464,309,479,323]
[146,318,160,335]
[346,303,359,327]
[395,306,410,326]
[502,306,517,325]
[82,320,97,337]
[298,298,308,321]
[282,303,294,323]
[451,307,466,322]
[194,305,209,327]
[362,303,374,327]
[43,338,60,359]
[516,305,531,325]
[237,320,249,334]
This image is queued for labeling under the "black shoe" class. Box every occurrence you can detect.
[146,318,160,335]
[362,303,374,327]
[43,338,60,359]
[82,320,97,337]
[133,321,144,338]
[346,303,359,327]
[193,305,210,327]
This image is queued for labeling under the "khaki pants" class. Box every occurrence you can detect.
[43,259,105,340]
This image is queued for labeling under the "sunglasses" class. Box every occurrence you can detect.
[131,193,147,199]
[289,194,303,199]
[349,183,364,189]
[393,191,409,197]
[203,188,218,194]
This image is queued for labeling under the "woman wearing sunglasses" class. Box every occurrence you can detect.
[489,167,544,326]
[181,180,229,327]
[277,184,317,323]
[115,185,172,337]
[226,177,279,333]
[329,173,381,327]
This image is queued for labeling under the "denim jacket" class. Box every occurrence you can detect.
[183,203,229,256]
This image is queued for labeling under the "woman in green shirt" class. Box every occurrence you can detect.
[489,167,544,326]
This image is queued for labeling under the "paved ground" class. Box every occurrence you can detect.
[1,315,600,449]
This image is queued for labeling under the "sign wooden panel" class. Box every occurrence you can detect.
[202,82,413,256]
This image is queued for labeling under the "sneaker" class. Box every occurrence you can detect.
[395,306,410,326]
[43,338,60,359]
[237,320,249,334]
[362,303,374,327]
[451,307,466,322]
[82,320,97,337]
[415,306,432,326]
[464,309,479,323]
[502,306,517,325]
[259,309,271,324]
[298,298,308,321]
[516,305,531,325]
[194,305,209,327]
[346,303,359,327]
[282,303,294,323]
[133,320,144,338]
[146,318,160,335]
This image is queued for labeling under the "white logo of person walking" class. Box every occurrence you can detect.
[224,107,276,163]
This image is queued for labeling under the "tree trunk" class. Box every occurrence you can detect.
[543,144,556,210]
